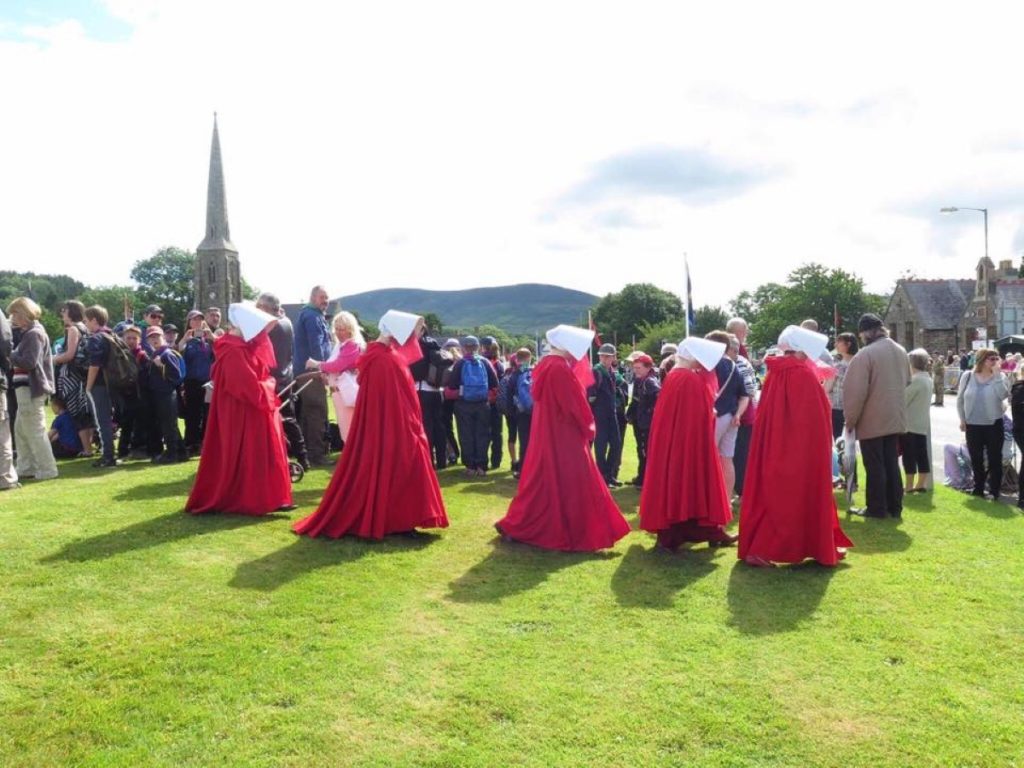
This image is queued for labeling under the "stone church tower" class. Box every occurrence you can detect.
[194,114,241,310]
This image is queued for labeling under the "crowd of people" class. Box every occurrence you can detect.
[3,288,1016,565]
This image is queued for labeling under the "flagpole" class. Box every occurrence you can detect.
[684,253,691,339]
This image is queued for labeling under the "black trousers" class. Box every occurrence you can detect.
[966,420,1004,497]
[182,378,208,452]
[443,399,459,461]
[831,409,845,440]
[900,432,930,475]
[633,425,651,483]
[278,393,307,463]
[116,391,145,457]
[455,400,490,471]
[152,390,184,459]
[418,389,448,469]
[593,408,622,482]
[734,423,753,496]
[516,412,532,466]
[488,403,504,469]
[1014,430,1024,502]
[860,434,903,517]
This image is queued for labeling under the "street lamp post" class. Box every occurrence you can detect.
[940,206,989,261]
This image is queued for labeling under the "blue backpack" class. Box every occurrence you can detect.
[514,368,534,413]
[460,356,489,402]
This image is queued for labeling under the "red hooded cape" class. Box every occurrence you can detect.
[738,355,852,565]
[293,340,448,539]
[496,353,630,551]
[186,332,292,515]
[639,366,732,541]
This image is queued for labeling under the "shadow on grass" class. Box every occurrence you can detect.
[40,511,286,563]
[963,496,1022,520]
[726,559,846,636]
[447,539,619,603]
[113,476,195,502]
[229,532,440,591]
[610,543,720,609]
[841,517,913,555]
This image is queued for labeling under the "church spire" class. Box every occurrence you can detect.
[198,112,236,253]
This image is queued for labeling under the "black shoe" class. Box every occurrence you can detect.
[93,457,121,468]
[970,489,986,498]
[277,504,298,512]
[152,453,180,464]
[609,479,624,487]
[299,457,311,471]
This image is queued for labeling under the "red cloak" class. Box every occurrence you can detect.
[292,340,448,539]
[738,355,852,565]
[639,366,733,546]
[186,332,292,515]
[496,354,630,551]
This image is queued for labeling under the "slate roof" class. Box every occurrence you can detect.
[994,281,1024,308]
[898,280,974,329]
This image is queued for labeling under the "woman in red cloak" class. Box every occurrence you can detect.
[293,311,448,540]
[739,325,852,567]
[639,337,737,550]
[186,303,293,515]
[495,325,631,551]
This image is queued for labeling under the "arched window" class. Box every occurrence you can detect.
[208,262,216,282]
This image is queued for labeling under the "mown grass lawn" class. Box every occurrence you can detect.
[1,436,1022,767]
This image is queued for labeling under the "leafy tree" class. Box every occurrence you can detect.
[130,247,196,324]
[418,312,444,335]
[591,283,683,344]
[694,305,729,335]
[729,263,886,350]
[79,285,140,323]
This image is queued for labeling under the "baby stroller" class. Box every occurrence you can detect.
[834,429,859,511]
[278,377,317,484]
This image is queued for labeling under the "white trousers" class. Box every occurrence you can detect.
[14,388,58,481]
[0,392,17,488]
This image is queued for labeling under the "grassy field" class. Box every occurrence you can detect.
[1,436,1022,767]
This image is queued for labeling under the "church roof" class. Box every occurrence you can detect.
[900,279,974,329]
[994,280,1024,307]
[197,114,237,253]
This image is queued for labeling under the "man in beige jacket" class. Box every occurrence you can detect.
[843,313,911,519]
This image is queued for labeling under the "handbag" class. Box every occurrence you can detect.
[338,370,359,407]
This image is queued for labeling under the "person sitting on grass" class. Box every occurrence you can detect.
[48,397,83,459]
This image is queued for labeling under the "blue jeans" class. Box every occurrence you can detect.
[89,384,121,462]
[593,408,621,482]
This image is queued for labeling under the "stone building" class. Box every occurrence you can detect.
[194,115,241,310]
[885,258,1024,353]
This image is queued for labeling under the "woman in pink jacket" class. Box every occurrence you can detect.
[305,311,364,442]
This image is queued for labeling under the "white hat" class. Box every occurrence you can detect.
[678,337,726,371]
[228,302,276,342]
[778,324,829,359]
[545,324,594,361]
[378,309,421,346]
[660,342,678,356]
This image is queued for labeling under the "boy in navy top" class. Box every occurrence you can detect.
[48,397,83,458]
[145,326,187,464]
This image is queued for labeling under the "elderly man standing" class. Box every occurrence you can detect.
[589,343,624,487]
[293,286,333,465]
[258,292,309,470]
[843,313,911,519]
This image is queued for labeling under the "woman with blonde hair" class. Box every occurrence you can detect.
[957,347,1010,498]
[6,297,58,481]
[306,310,365,443]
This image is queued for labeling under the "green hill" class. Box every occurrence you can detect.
[336,283,600,334]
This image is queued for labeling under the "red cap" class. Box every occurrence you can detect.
[633,353,654,366]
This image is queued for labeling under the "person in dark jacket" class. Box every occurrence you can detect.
[117,326,150,459]
[445,336,498,476]
[627,353,660,487]
[588,343,624,487]
[506,347,535,478]
[409,324,452,469]
[145,326,187,463]
[179,310,214,455]
[292,286,332,465]
[0,306,18,490]
[480,335,506,469]
[258,293,309,469]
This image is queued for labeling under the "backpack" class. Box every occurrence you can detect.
[425,351,453,389]
[460,355,489,402]
[514,368,534,413]
[496,370,514,415]
[71,323,91,373]
[101,332,139,392]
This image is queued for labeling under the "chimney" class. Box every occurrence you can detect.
[999,259,1014,276]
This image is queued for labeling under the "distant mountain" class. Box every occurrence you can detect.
[333,283,600,334]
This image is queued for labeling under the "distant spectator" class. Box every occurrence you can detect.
[957,348,1010,499]
[205,306,224,337]
[902,349,933,494]
[932,353,946,406]
[441,338,462,465]
[145,326,187,463]
[731,332,759,498]
[726,317,751,359]
[179,310,214,456]
[706,330,749,499]
[141,304,164,353]
[588,342,624,487]
[48,397,83,458]
[480,335,506,469]
[658,342,677,378]
[163,323,180,349]
[409,323,454,469]
[507,347,535,478]
[117,325,149,459]
[626,353,660,487]
[445,335,498,477]
[257,293,308,469]
[843,314,911,518]
[293,286,332,465]
[84,304,122,468]
[6,297,58,481]
[52,300,95,457]
[826,332,858,439]
[307,310,365,444]
[1,306,19,490]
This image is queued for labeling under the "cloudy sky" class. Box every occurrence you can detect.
[3,0,1024,309]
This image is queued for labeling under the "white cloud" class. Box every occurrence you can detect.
[2,0,1024,314]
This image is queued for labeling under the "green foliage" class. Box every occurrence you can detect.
[694,305,729,334]
[419,312,444,335]
[730,264,885,350]
[78,285,139,323]
[130,247,197,325]
[633,306,730,357]
[0,271,86,315]
[38,309,64,342]
[591,283,683,343]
